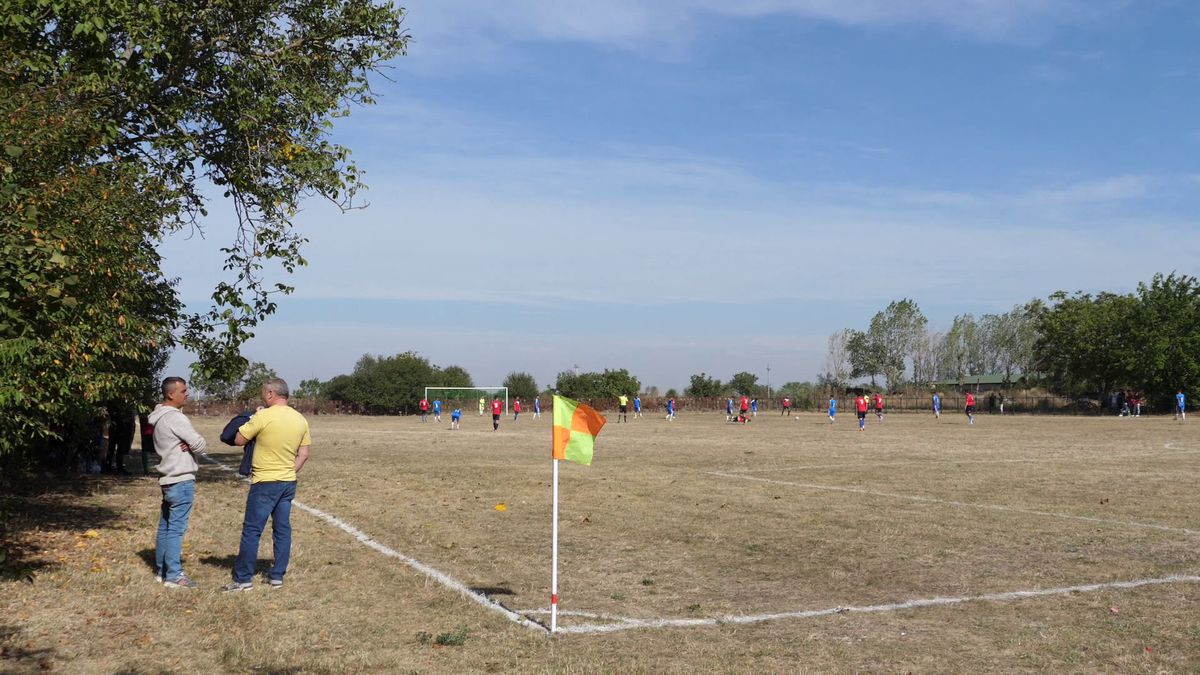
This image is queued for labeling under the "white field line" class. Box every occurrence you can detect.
[708,472,1200,536]
[520,574,1200,635]
[723,442,1200,475]
[197,453,548,633]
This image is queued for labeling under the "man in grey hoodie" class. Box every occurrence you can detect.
[149,376,208,589]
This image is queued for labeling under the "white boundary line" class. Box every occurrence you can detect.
[708,471,1200,536]
[723,442,1200,475]
[518,574,1200,634]
[198,453,548,633]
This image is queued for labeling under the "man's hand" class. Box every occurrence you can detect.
[180,442,191,453]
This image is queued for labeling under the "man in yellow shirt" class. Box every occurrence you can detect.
[223,378,311,592]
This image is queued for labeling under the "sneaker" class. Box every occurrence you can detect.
[163,575,196,589]
[221,581,254,593]
[267,578,284,589]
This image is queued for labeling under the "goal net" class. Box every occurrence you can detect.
[423,387,509,415]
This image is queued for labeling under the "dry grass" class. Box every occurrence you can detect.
[3,410,1200,673]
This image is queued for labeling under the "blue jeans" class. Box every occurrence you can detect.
[232,481,296,583]
[155,479,195,580]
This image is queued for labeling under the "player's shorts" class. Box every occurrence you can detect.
[965,405,976,414]
[740,408,749,415]
[451,414,460,421]
[874,406,882,413]
[829,410,836,417]
[492,414,500,422]
[857,411,867,420]
[619,405,627,413]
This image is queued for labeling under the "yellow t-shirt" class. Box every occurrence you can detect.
[238,405,311,483]
[618,395,628,406]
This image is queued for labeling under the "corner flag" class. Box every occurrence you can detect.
[551,395,606,466]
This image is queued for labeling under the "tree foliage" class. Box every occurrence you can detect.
[554,368,641,401]
[0,0,407,459]
[684,372,723,398]
[1033,273,1200,406]
[502,372,538,400]
[727,371,760,396]
[323,352,471,414]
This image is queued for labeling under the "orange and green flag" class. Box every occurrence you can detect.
[552,395,607,465]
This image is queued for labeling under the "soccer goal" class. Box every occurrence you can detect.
[423,386,508,415]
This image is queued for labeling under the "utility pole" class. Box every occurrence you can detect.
[766,363,771,403]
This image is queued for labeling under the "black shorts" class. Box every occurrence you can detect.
[619,405,627,413]
[857,411,867,420]
[492,413,500,421]
[965,405,975,414]
[875,407,882,413]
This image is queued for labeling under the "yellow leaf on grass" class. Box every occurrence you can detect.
[494,503,507,512]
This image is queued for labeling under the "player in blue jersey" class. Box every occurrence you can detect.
[1177,390,1186,420]
[432,398,442,423]
[725,397,734,422]
[932,392,941,419]
[750,398,758,417]
[634,395,642,418]
[666,397,676,421]
[533,397,541,419]
[450,407,461,430]
[828,396,837,424]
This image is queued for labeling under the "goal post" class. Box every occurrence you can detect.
[424,386,509,415]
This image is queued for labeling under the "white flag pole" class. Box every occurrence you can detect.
[550,456,560,633]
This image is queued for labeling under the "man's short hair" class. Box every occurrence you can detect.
[161,377,186,399]
[263,377,289,399]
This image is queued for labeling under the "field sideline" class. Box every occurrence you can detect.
[4,411,1199,673]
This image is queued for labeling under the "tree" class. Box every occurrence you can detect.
[824,329,853,388]
[0,0,408,459]
[437,365,474,388]
[684,372,723,398]
[503,372,538,400]
[188,361,245,400]
[1034,291,1138,396]
[845,329,878,386]
[325,351,437,414]
[1127,273,1200,408]
[293,378,325,399]
[728,371,761,396]
[867,299,928,390]
[554,368,640,401]
[238,361,279,401]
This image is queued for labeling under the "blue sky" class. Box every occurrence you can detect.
[161,0,1200,392]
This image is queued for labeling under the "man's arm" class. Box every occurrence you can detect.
[294,445,310,474]
[235,432,250,447]
[178,417,208,454]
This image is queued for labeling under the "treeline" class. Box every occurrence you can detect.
[824,272,1199,409]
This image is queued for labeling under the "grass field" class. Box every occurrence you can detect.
[4,409,1200,673]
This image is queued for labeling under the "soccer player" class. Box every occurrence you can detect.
[965,391,976,425]
[491,396,503,431]
[617,394,628,423]
[873,393,884,421]
[781,396,792,416]
[750,398,758,417]
[513,398,521,422]
[855,393,868,431]
[419,397,430,422]
[634,395,642,418]
[533,397,541,419]
[932,391,941,419]
[666,397,676,421]
[450,407,461,430]
[1176,390,1186,420]
[828,395,837,424]
[479,397,485,416]
[739,395,749,421]
[725,397,734,422]
[433,398,442,423]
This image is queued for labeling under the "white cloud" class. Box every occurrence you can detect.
[398,0,1128,69]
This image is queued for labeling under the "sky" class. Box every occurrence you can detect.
[160,0,1200,393]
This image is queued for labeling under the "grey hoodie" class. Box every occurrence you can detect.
[148,404,208,486]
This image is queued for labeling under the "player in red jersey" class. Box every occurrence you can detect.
[855,394,868,431]
[965,392,976,425]
[491,396,503,431]
[418,397,430,422]
[873,393,884,421]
